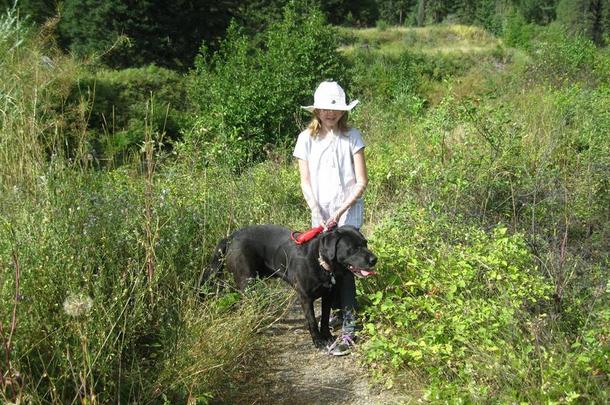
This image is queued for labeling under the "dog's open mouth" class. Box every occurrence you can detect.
[348,265,376,278]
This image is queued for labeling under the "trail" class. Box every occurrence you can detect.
[216,290,409,405]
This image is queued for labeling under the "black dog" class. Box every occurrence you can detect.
[203,225,377,348]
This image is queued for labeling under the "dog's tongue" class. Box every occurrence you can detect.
[348,265,377,277]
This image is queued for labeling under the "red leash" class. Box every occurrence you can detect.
[290,221,337,245]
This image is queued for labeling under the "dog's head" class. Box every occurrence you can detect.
[319,225,377,278]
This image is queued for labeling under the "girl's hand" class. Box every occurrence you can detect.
[324,219,338,230]
[325,211,341,229]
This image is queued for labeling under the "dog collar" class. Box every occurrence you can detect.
[318,254,332,272]
[318,253,335,285]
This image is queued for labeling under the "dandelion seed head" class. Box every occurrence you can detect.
[63,294,93,318]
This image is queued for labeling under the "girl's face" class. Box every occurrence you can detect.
[317,109,345,130]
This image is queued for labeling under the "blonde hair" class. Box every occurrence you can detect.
[306,109,350,139]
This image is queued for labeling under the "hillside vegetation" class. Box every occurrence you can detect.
[1,4,609,404]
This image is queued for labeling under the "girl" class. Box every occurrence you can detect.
[293,81,368,356]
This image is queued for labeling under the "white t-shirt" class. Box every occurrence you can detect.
[293,127,365,228]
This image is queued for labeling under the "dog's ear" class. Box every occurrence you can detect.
[336,225,366,244]
[320,230,339,261]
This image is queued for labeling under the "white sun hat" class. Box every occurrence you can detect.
[301,81,359,112]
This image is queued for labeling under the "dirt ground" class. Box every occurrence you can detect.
[216,291,411,405]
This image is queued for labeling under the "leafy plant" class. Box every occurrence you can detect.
[360,203,552,401]
[188,3,348,168]
[67,65,192,165]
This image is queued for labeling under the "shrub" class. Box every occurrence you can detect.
[523,24,609,86]
[348,31,609,400]
[360,203,552,401]
[351,49,423,112]
[68,65,192,165]
[502,10,540,49]
[376,19,389,31]
[188,4,348,168]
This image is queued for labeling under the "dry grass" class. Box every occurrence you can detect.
[339,24,501,57]
[152,281,294,401]
[0,14,85,192]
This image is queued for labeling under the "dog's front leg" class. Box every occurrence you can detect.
[298,294,325,348]
[320,292,333,342]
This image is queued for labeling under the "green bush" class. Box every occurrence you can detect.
[376,19,389,31]
[502,10,540,49]
[360,203,552,401]
[527,24,606,86]
[352,50,420,102]
[503,18,610,86]
[69,65,192,165]
[188,4,348,168]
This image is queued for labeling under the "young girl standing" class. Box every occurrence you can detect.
[293,81,368,356]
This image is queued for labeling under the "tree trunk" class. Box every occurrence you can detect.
[417,0,426,27]
[589,0,605,45]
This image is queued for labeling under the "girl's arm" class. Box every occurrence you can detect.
[298,159,323,222]
[328,149,368,225]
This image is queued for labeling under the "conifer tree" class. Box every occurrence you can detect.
[512,0,557,24]
[557,0,609,45]
[58,0,238,69]
[376,0,417,25]
[1,0,56,23]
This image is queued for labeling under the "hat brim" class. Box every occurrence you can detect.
[301,100,359,113]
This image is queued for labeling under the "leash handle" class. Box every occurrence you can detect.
[324,220,337,232]
[291,225,324,245]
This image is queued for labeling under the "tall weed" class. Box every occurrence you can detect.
[0,9,82,191]
[0,149,304,402]
[0,18,306,397]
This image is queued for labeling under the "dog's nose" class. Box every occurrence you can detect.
[369,255,377,267]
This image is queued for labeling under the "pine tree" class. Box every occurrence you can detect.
[605,0,610,41]
[557,0,609,45]
[318,0,378,26]
[587,0,605,44]
[454,0,504,33]
[1,0,57,23]
[513,0,557,24]
[376,0,417,25]
[58,0,240,69]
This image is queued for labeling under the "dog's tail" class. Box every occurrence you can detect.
[198,237,229,290]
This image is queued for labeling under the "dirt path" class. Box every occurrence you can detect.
[219,291,410,405]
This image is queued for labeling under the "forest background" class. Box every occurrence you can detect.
[0,0,609,403]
